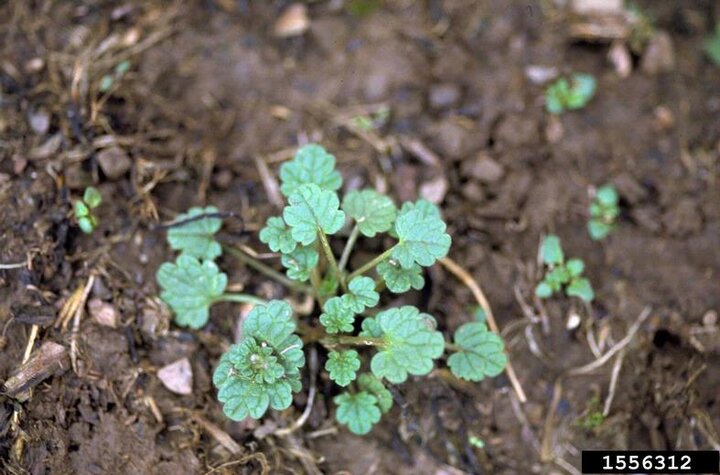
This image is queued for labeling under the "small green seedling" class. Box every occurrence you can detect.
[534,235,594,302]
[588,184,619,241]
[704,25,720,66]
[156,144,508,435]
[545,73,596,114]
[99,60,131,93]
[73,186,102,234]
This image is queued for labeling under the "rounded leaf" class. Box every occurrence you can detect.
[342,189,396,237]
[279,144,342,197]
[325,350,361,387]
[341,276,379,313]
[377,259,424,293]
[260,216,297,254]
[283,184,346,245]
[167,206,223,260]
[392,208,451,268]
[448,322,507,382]
[334,391,381,435]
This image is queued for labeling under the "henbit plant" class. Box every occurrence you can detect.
[588,184,619,241]
[73,186,102,234]
[534,235,594,303]
[545,73,596,115]
[155,144,509,435]
[705,25,720,66]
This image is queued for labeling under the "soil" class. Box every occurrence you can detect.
[1,1,719,474]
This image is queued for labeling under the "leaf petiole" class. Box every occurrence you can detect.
[224,245,312,293]
[321,335,385,348]
[317,229,346,292]
[213,293,268,306]
[338,224,360,273]
[347,246,396,281]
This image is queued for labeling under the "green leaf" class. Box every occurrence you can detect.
[705,26,720,66]
[567,277,594,302]
[341,276,379,313]
[545,79,569,114]
[362,306,445,383]
[534,281,553,299]
[259,216,297,254]
[156,254,227,329]
[357,373,393,413]
[448,322,507,382]
[78,216,96,234]
[392,208,451,268]
[167,206,223,260]
[334,391,381,435]
[74,200,90,218]
[566,258,585,277]
[279,144,343,197]
[283,184,346,246]
[281,246,319,282]
[213,300,305,421]
[342,189,396,237]
[319,296,355,334]
[83,186,102,208]
[326,350,361,387]
[596,185,618,207]
[588,220,613,241]
[540,235,564,265]
[546,266,570,287]
[377,259,424,293]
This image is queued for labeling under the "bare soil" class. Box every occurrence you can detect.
[1,1,719,474]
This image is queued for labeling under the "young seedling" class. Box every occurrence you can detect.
[545,73,596,115]
[534,235,594,302]
[156,144,508,435]
[73,186,102,234]
[588,184,619,241]
[704,25,720,66]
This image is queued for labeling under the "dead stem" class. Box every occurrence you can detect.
[602,348,625,417]
[274,348,318,437]
[71,275,96,373]
[439,256,528,403]
[541,378,563,463]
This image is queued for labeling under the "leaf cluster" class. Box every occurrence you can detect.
[156,144,507,437]
[588,184,619,241]
[534,235,594,302]
[73,186,102,234]
[545,73,596,115]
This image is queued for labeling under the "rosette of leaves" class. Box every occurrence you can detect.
[534,235,594,302]
[213,300,305,421]
[588,185,619,241]
[74,186,102,234]
[545,73,596,114]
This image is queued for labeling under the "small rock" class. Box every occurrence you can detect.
[419,175,448,204]
[608,41,632,78]
[24,57,45,73]
[524,65,558,85]
[88,298,118,328]
[158,358,193,395]
[391,163,418,203]
[273,3,309,38]
[28,109,50,135]
[662,198,702,237]
[572,0,623,14]
[653,105,674,130]
[703,310,718,327]
[97,146,132,180]
[641,31,675,75]
[428,83,461,110]
[461,153,505,183]
[28,133,62,160]
[12,155,27,175]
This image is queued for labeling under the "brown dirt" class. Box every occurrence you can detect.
[1,1,719,474]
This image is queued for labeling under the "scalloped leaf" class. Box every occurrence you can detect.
[342,189,396,237]
[448,322,507,382]
[392,207,451,268]
[326,350,361,387]
[361,306,445,383]
[341,276,379,313]
[281,245,319,282]
[259,216,297,254]
[167,206,223,260]
[279,144,342,197]
[319,296,355,334]
[213,300,305,421]
[156,254,227,329]
[283,184,346,245]
[334,391,381,435]
[567,277,594,302]
[376,259,424,293]
[357,373,392,413]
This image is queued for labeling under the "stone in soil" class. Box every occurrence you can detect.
[158,357,193,395]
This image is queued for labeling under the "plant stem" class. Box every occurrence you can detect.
[347,246,396,281]
[214,293,267,306]
[309,266,326,309]
[337,224,360,273]
[317,230,345,292]
[224,246,312,293]
[320,335,385,348]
